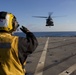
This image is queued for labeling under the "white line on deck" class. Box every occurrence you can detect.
[59,63,76,75]
[34,37,49,75]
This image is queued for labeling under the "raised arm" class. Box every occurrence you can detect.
[18,26,38,65]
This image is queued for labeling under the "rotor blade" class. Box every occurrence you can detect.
[52,15,67,18]
[32,16,48,18]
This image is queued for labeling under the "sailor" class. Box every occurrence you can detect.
[0,11,38,75]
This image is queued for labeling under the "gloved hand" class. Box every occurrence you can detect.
[20,26,30,34]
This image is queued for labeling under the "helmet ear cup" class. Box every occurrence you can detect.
[12,18,16,31]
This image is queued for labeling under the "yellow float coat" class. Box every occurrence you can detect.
[0,33,25,75]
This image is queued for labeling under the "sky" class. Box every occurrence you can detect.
[0,0,76,32]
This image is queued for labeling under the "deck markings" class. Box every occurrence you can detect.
[59,63,76,75]
[34,37,49,75]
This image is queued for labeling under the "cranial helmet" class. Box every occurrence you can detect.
[0,11,19,32]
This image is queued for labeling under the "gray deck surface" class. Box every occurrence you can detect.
[25,37,76,75]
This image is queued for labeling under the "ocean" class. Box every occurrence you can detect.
[14,31,76,37]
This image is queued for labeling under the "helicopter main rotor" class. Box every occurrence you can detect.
[32,12,66,18]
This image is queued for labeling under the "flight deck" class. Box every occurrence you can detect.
[25,37,76,75]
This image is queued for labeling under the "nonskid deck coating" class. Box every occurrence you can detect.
[25,37,76,75]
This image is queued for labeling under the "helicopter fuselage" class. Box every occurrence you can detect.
[46,18,54,26]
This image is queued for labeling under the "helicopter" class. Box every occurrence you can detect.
[32,12,66,27]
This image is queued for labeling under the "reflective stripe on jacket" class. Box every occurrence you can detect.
[0,32,38,75]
